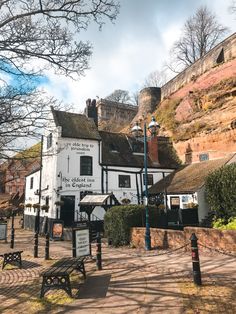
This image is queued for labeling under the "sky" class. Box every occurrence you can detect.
[32,0,236,112]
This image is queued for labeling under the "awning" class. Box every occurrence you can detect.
[79,194,113,206]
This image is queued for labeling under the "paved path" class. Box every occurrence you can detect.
[0,227,235,313]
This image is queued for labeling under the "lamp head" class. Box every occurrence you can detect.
[131,121,143,138]
[148,116,160,135]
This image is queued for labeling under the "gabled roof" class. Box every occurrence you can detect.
[52,108,101,140]
[149,156,234,194]
[99,131,180,169]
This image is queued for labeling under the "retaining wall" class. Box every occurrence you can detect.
[131,227,236,253]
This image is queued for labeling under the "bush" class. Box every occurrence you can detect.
[104,204,164,247]
[205,163,236,219]
[212,217,236,230]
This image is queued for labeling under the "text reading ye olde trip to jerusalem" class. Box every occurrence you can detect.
[65,142,94,154]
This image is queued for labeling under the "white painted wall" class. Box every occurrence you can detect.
[24,171,40,217]
[105,166,172,205]
[196,186,210,221]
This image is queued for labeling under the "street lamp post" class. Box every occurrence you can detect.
[131,117,160,251]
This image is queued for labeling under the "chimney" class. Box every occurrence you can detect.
[147,136,159,165]
[85,98,98,127]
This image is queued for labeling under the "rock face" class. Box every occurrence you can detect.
[154,32,236,163]
[158,72,236,163]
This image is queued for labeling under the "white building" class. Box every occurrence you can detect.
[24,107,179,231]
[149,154,236,224]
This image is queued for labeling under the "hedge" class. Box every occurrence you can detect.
[104,204,166,247]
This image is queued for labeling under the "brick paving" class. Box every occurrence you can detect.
[0,224,235,313]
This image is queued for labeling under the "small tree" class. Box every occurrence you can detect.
[143,70,167,88]
[205,163,236,220]
[105,89,131,103]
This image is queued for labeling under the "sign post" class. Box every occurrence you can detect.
[0,222,7,242]
[72,223,90,258]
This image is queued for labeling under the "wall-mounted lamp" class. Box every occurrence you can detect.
[57,171,62,178]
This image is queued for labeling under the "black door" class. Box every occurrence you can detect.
[60,195,75,227]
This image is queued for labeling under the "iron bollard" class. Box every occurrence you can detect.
[190,233,202,286]
[96,232,102,270]
[10,213,15,249]
[34,232,39,258]
[45,233,50,260]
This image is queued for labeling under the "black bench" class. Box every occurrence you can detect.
[40,257,86,298]
[0,250,23,270]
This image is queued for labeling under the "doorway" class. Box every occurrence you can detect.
[60,195,75,227]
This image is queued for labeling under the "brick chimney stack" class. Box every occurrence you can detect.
[85,98,98,127]
[147,135,159,166]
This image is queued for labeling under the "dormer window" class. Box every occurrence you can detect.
[132,140,144,155]
[109,143,118,153]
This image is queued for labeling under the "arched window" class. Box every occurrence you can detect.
[80,156,93,176]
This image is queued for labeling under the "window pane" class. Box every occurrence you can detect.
[199,153,209,161]
[30,177,34,189]
[80,156,93,176]
[119,175,131,188]
[143,174,153,185]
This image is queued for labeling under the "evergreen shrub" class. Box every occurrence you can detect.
[205,163,236,220]
[104,204,164,247]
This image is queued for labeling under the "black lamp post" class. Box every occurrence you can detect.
[131,117,160,250]
[10,209,16,249]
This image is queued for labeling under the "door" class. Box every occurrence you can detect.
[60,195,75,227]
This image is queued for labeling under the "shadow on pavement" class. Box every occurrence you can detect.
[76,274,111,299]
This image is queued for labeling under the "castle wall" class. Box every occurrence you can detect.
[161,32,236,99]
[96,99,138,124]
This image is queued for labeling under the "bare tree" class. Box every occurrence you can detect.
[105,89,131,103]
[0,86,58,157]
[0,0,120,79]
[0,0,120,158]
[130,90,139,106]
[169,6,228,72]
[143,70,167,88]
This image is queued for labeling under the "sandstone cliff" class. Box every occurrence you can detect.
[154,58,236,163]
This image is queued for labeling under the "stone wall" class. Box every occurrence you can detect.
[131,227,236,253]
[132,87,161,123]
[161,32,236,100]
[96,98,138,124]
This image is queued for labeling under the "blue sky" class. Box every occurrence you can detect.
[3,0,236,111]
